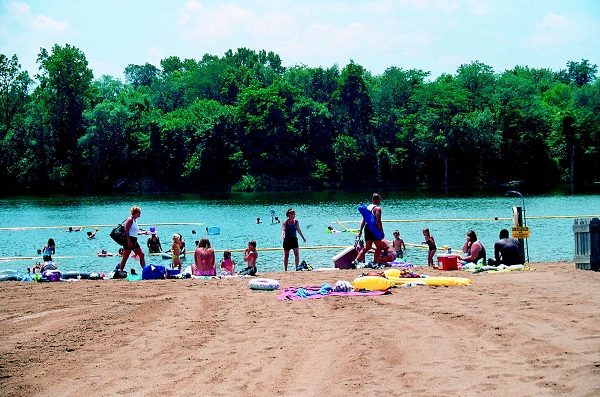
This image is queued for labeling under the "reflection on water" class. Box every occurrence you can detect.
[0,190,599,274]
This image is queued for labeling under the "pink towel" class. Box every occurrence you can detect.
[277,286,391,300]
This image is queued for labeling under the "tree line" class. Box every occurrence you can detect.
[0,44,598,194]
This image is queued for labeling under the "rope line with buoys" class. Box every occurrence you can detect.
[0,256,77,261]
[0,242,465,263]
[337,214,600,224]
[0,222,205,231]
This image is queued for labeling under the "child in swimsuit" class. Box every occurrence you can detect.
[171,234,181,272]
[422,228,437,267]
[392,230,406,259]
[240,240,258,276]
[220,250,236,275]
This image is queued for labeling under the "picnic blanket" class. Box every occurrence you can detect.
[277,285,391,300]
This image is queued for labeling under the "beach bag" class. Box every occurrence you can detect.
[110,219,127,246]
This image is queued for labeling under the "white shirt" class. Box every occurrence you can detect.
[128,218,140,237]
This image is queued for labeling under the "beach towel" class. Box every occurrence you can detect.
[278,285,391,300]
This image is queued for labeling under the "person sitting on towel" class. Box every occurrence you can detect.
[487,229,523,267]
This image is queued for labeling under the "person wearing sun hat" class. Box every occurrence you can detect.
[146,227,162,253]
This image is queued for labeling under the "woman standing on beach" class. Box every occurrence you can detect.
[281,208,306,272]
[41,238,55,262]
[193,237,216,276]
[116,206,149,277]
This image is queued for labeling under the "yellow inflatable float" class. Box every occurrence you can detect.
[352,276,395,291]
[386,276,473,286]
[383,268,472,286]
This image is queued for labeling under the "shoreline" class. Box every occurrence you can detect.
[1,261,599,396]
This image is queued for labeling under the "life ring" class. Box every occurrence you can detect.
[249,278,280,291]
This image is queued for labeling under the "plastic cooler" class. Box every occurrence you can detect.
[332,246,358,269]
[437,254,458,270]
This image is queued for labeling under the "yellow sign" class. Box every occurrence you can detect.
[512,226,530,239]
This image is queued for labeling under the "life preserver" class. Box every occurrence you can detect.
[358,204,383,240]
[249,278,280,291]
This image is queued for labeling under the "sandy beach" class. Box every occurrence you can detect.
[1,262,599,397]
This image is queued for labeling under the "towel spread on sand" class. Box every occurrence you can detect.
[277,285,391,300]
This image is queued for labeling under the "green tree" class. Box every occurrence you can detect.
[567,59,598,87]
[124,62,159,88]
[455,61,495,112]
[0,54,32,137]
[408,74,469,186]
[332,135,364,186]
[235,80,301,187]
[492,67,556,185]
[35,44,93,190]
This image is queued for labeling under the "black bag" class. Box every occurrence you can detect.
[110,219,127,246]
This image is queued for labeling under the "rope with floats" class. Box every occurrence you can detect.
[0,222,204,231]
[338,214,600,224]
[0,243,457,262]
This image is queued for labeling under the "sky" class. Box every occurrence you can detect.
[1,0,599,81]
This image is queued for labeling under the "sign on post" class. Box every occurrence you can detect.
[512,226,530,239]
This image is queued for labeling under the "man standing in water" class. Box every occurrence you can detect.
[354,193,384,266]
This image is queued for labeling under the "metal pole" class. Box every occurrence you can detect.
[505,190,529,262]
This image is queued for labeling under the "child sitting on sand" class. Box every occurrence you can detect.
[220,250,236,275]
[240,240,258,276]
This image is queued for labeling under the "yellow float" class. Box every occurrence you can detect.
[386,276,473,286]
[352,275,395,291]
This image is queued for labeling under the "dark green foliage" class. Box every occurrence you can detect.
[0,47,599,193]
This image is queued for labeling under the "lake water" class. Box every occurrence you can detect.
[1,190,599,274]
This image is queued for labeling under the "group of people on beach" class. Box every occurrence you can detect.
[35,196,524,278]
[352,192,524,269]
[111,206,260,278]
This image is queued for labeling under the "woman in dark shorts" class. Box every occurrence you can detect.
[281,208,306,272]
[115,205,149,278]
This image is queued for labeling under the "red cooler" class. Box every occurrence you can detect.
[437,254,458,270]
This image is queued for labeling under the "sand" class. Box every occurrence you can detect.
[1,262,599,397]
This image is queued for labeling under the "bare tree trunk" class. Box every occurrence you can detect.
[444,155,449,191]
[570,145,575,193]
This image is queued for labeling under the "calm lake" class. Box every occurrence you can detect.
[1,190,599,274]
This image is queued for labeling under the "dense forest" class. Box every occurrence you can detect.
[0,44,598,194]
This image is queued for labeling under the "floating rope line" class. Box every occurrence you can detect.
[0,256,77,261]
[0,222,204,231]
[338,214,600,224]
[0,245,353,261]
